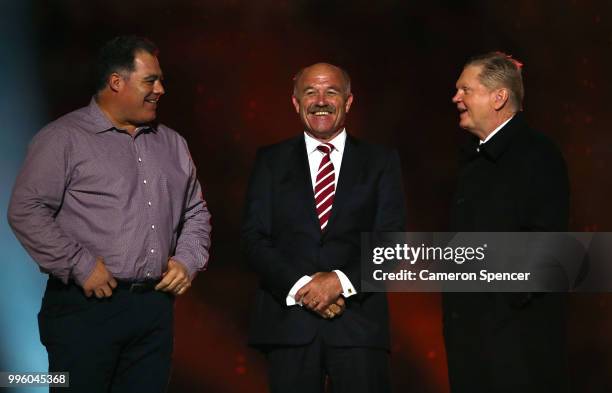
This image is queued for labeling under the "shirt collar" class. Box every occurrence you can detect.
[304,128,347,155]
[480,115,514,144]
[476,112,526,161]
[86,97,157,134]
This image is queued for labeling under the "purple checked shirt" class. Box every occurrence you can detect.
[8,98,211,285]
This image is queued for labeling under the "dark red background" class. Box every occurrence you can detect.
[29,1,612,391]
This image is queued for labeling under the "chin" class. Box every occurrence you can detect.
[310,129,337,139]
[142,113,157,123]
[459,120,471,130]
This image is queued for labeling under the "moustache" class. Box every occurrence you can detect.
[308,104,336,114]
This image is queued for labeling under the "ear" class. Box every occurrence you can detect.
[344,93,354,113]
[492,88,509,111]
[108,72,125,93]
[291,95,300,114]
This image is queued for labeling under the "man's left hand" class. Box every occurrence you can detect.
[155,259,191,296]
[295,272,343,313]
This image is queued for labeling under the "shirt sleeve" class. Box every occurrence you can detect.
[171,139,212,279]
[286,275,312,306]
[7,127,97,285]
[333,270,357,298]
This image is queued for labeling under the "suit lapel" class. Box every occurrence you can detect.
[282,137,321,234]
[324,134,364,235]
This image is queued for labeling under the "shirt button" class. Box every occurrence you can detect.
[150,249,155,253]
[143,179,147,184]
[148,201,152,206]
[151,225,155,229]
[138,157,142,162]
[146,271,151,277]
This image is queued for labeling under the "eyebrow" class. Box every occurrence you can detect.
[302,85,342,92]
[143,74,163,81]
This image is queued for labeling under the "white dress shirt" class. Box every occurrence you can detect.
[286,129,357,306]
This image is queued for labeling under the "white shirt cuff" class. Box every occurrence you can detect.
[286,275,312,306]
[333,270,357,298]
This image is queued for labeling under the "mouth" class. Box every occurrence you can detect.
[308,104,335,117]
[145,97,159,105]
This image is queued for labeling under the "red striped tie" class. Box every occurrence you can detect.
[314,143,335,231]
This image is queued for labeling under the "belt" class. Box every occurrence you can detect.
[47,277,159,293]
[115,279,159,293]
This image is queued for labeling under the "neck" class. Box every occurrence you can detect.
[95,94,137,135]
[306,128,343,143]
[478,110,515,141]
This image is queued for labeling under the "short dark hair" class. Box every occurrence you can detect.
[465,51,524,110]
[94,35,158,93]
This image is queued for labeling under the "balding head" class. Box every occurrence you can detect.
[291,62,354,142]
[293,63,351,99]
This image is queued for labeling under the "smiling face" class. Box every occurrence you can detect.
[452,65,498,140]
[115,51,165,129]
[292,63,353,141]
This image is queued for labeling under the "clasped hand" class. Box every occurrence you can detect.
[295,272,345,319]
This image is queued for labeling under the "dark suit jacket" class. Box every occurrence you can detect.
[242,134,406,349]
[444,113,570,393]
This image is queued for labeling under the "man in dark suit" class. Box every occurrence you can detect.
[241,63,406,393]
[444,52,570,393]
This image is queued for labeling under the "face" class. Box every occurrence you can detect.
[116,51,165,128]
[451,65,497,138]
[292,64,353,141]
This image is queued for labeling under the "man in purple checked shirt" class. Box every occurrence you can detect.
[8,36,211,393]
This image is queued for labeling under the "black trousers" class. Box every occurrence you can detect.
[38,278,174,393]
[265,334,391,393]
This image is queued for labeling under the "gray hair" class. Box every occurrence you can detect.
[466,51,524,110]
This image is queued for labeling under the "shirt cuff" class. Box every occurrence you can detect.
[286,275,312,306]
[70,250,97,287]
[333,270,357,298]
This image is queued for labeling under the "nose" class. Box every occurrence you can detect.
[452,90,461,104]
[315,92,326,105]
[154,80,165,95]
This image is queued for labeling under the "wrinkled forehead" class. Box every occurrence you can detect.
[297,65,348,90]
[456,65,484,87]
[126,52,162,81]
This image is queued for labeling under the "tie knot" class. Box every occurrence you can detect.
[317,143,334,155]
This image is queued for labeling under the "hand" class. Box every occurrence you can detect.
[82,257,117,298]
[155,259,191,296]
[321,296,346,319]
[295,272,343,314]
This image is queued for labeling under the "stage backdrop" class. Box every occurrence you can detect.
[2,1,612,392]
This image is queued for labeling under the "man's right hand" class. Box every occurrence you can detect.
[82,257,117,298]
[314,296,346,319]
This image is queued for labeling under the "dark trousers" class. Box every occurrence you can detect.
[266,334,391,393]
[38,278,174,393]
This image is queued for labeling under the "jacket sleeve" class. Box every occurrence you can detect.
[343,149,407,290]
[241,148,309,302]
